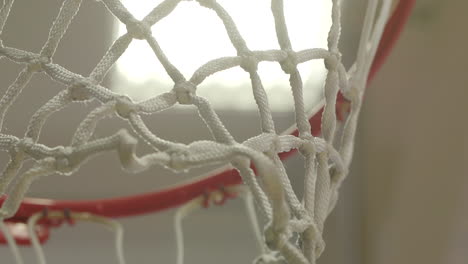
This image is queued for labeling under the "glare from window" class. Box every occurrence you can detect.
[114,0,330,110]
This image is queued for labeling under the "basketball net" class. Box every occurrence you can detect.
[0,0,415,263]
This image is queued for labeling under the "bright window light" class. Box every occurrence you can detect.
[113,0,331,111]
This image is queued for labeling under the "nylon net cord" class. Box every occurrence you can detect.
[0,0,394,263]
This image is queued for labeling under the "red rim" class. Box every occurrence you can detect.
[1,0,416,226]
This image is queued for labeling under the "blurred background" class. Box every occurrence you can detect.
[0,0,466,263]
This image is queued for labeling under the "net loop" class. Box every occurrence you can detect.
[173,81,196,105]
[213,185,237,205]
[201,186,237,208]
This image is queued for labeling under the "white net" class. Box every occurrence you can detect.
[0,0,394,263]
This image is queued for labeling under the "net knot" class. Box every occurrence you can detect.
[15,137,34,153]
[295,219,325,256]
[298,133,315,156]
[167,146,190,171]
[324,52,341,70]
[69,80,92,101]
[115,95,138,119]
[341,83,360,104]
[173,81,196,105]
[126,19,152,40]
[264,223,290,251]
[253,252,285,264]
[28,55,51,72]
[289,218,312,234]
[268,134,282,153]
[231,156,250,169]
[240,52,259,72]
[280,49,298,74]
[54,146,73,172]
[202,186,237,208]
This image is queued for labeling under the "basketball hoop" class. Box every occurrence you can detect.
[0,0,416,263]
